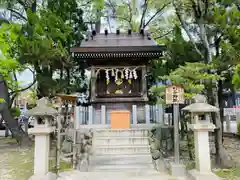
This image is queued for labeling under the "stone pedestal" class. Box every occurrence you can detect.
[187,123,220,180]
[171,163,186,177]
[28,126,56,180]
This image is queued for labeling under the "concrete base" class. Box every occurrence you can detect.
[29,172,57,180]
[170,163,186,177]
[187,169,220,180]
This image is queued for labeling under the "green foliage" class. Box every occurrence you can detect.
[150,62,222,104]
[232,65,240,89]
[93,0,104,10]
[18,9,71,65]
[10,107,21,117]
[0,23,24,92]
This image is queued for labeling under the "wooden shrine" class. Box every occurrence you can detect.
[70,29,164,124]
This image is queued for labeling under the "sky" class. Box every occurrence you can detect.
[18,69,34,86]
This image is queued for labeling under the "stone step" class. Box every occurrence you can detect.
[94,137,149,146]
[94,129,149,137]
[92,163,154,171]
[58,171,174,180]
[92,154,153,165]
[95,145,150,155]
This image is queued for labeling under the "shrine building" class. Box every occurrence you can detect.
[70,29,164,128]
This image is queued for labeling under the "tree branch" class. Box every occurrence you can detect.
[143,2,170,28]
[154,30,173,39]
[139,0,148,30]
[125,0,133,29]
[173,0,204,59]
[10,68,36,95]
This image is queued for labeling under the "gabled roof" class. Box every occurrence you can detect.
[70,32,164,60]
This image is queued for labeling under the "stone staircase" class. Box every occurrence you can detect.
[90,128,154,171]
[58,128,176,180]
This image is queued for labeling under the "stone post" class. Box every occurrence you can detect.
[225,115,231,132]
[88,106,93,125]
[101,105,106,125]
[145,104,150,124]
[132,105,137,125]
[24,98,57,180]
[182,99,220,180]
[75,106,80,128]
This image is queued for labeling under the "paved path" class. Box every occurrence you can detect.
[58,170,176,180]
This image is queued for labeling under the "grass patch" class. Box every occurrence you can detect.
[214,167,240,180]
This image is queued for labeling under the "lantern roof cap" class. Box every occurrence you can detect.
[24,97,58,116]
[182,102,219,113]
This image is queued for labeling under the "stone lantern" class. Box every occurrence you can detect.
[182,95,220,180]
[24,98,58,180]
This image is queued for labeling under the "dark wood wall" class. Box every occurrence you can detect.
[96,69,142,97]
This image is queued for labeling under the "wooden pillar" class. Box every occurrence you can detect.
[91,66,96,102]
[142,66,148,101]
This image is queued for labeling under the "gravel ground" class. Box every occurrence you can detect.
[0,137,72,180]
[0,137,33,180]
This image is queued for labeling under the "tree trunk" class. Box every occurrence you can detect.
[0,79,32,146]
[215,86,234,168]
[95,10,101,33]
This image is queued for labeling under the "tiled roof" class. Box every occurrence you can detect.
[80,33,157,47]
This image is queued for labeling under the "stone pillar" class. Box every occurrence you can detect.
[157,104,164,125]
[194,129,211,172]
[188,123,220,180]
[132,105,137,125]
[225,115,231,132]
[145,105,150,124]
[74,106,80,128]
[28,124,56,180]
[88,106,93,125]
[101,105,106,125]
[24,98,58,180]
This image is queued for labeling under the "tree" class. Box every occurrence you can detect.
[0,23,32,145]
[150,62,221,103]
[0,0,87,143]
[103,0,171,34]
[172,0,239,167]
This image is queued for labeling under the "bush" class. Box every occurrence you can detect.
[237,121,240,136]
[10,107,21,118]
